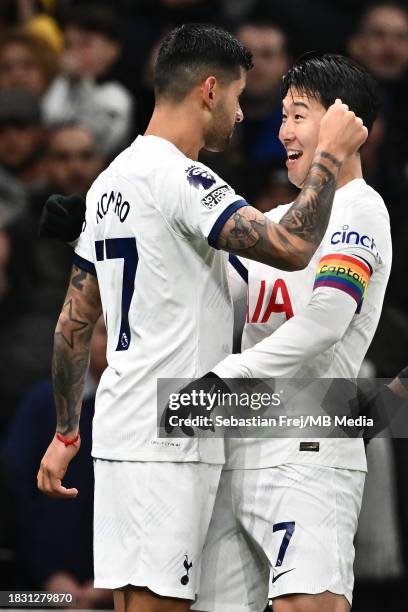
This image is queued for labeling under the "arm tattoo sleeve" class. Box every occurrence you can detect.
[217,149,341,269]
[278,152,339,245]
[53,265,102,436]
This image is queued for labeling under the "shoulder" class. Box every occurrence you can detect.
[182,161,221,190]
[340,180,389,223]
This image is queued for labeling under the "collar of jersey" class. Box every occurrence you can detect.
[132,134,187,158]
[335,177,366,197]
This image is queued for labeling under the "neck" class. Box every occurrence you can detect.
[336,153,363,190]
[144,101,205,160]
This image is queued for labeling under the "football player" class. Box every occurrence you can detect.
[36,25,367,612]
[195,54,392,612]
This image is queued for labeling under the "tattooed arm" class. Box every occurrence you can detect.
[218,151,339,271]
[38,265,101,498]
[53,265,102,437]
[217,100,368,271]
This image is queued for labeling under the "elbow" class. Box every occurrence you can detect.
[318,322,348,348]
[286,249,314,272]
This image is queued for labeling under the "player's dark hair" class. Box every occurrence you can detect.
[154,23,253,102]
[281,53,379,132]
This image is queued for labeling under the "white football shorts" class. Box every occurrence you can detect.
[93,459,222,600]
[193,464,365,612]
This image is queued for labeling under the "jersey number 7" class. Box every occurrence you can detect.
[95,237,138,351]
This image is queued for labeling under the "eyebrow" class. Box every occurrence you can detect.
[282,100,310,112]
[293,101,309,110]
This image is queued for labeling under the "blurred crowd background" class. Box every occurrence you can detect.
[0,0,406,610]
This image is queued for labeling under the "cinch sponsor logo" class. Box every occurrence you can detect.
[330,225,381,262]
[201,184,232,209]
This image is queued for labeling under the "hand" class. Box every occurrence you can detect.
[37,433,81,499]
[162,373,229,437]
[388,365,408,400]
[45,573,81,608]
[77,581,113,609]
[39,194,86,243]
[318,98,368,162]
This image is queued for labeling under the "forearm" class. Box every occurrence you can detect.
[216,150,341,272]
[278,150,341,256]
[53,265,102,436]
[53,314,92,436]
[212,288,355,379]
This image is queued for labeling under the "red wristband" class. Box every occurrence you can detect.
[56,432,80,447]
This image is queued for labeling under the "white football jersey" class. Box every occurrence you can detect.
[217,178,392,470]
[74,135,248,462]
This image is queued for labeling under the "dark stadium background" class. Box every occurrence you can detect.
[0,1,407,610]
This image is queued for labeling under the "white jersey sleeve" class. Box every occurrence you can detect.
[153,160,248,248]
[313,191,387,310]
[212,189,390,380]
[73,188,97,275]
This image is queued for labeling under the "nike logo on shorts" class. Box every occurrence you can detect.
[272,568,295,583]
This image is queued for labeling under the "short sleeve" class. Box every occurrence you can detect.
[73,191,96,276]
[313,194,390,311]
[156,160,248,247]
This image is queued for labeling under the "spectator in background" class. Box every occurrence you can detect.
[40,122,105,199]
[0,171,52,439]
[348,1,408,81]
[31,122,106,318]
[0,89,46,191]
[3,317,112,609]
[43,6,133,157]
[347,1,408,222]
[0,28,58,96]
[234,20,289,164]
[346,3,408,410]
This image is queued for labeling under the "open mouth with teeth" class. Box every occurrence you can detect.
[287,150,303,161]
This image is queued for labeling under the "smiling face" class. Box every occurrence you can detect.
[279,89,327,188]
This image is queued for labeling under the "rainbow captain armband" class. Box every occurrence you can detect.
[313,253,372,312]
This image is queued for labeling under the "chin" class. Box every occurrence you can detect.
[204,137,230,154]
[287,171,303,189]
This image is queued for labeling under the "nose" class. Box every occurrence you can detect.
[279,118,295,144]
[236,106,244,123]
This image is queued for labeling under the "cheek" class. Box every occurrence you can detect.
[302,126,320,157]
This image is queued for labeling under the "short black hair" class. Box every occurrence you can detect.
[154,23,253,102]
[281,53,379,132]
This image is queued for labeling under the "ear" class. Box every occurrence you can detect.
[202,76,217,109]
